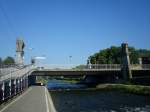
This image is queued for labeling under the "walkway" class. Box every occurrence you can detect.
[0,86,56,112]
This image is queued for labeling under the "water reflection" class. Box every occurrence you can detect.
[46,79,87,90]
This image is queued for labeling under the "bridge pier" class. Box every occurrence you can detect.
[121,43,132,81]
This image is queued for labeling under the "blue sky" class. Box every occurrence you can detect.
[0,0,150,64]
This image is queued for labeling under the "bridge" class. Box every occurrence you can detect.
[32,64,150,76]
[0,63,150,103]
[0,40,150,112]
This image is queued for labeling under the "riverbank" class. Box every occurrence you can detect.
[96,84,150,95]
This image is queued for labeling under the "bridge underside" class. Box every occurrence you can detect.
[32,70,121,76]
[31,69,150,85]
[31,69,150,77]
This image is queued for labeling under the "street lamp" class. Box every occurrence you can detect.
[34,56,46,67]
[28,48,34,64]
[69,56,72,64]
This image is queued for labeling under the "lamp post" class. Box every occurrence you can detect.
[34,56,46,67]
[28,48,34,64]
[69,56,72,64]
[87,58,91,69]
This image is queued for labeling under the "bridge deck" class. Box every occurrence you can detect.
[0,86,56,112]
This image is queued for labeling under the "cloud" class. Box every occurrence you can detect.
[34,56,46,60]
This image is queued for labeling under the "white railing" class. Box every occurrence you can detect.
[0,64,150,81]
[0,64,19,76]
[131,64,150,70]
[37,64,121,70]
[88,64,121,70]
[37,64,150,70]
[0,65,35,82]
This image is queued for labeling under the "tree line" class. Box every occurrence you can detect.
[0,56,15,65]
[88,46,150,64]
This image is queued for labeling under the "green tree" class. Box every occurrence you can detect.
[89,46,150,64]
[73,65,86,69]
[3,56,15,64]
[128,47,139,64]
[0,57,2,65]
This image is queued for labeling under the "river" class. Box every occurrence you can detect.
[47,80,150,112]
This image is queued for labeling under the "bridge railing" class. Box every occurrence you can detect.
[0,64,20,76]
[0,64,34,81]
[38,64,121,70]
[37,64,150,71]
[87,64,121,70]
[131,64,150,70]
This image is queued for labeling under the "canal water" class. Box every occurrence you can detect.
[47,80,150,112]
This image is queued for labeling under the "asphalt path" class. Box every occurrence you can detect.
[0,86,56,112]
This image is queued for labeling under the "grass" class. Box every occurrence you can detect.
[36,77,48,84]
[96,84,150,95]
[62,79,80,83]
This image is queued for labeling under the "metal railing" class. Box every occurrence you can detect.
[131,64,150,70]
[0,64,34,82]
[0,64,19,76]
[36,64,121,70]
[1,64,150,81]
[87,64,121,70]
[37,64,150,70]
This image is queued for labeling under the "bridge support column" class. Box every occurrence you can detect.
[121,43,132,81]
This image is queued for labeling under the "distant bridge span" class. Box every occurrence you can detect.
[32,64,150,76]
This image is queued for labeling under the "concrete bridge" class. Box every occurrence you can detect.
[31,64,150,84]
[0,41,150,111]
[0,63,150,102]
[0,63,150,112]
[31,64,150,81]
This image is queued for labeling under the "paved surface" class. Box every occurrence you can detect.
[0,86,55,112]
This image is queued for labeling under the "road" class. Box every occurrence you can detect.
[0,86,56,112]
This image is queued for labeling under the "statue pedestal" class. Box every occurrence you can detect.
[15,38,25,66]
[16,52,23,66]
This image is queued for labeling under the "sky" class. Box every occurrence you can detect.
[0,0,150,65]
